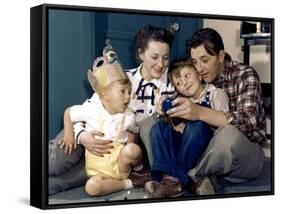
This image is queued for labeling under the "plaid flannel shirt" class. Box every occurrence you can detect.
[213,60,267,144]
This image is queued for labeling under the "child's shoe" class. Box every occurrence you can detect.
[145,178,184,198]
[128,171,150,188]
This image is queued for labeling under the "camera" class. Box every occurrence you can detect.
[162,97,174,113]
[162,96,185,126]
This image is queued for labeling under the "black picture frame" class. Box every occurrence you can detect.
[30,3,274,209]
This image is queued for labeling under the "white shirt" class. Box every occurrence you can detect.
[189,83,229,112]
[70,93,135,143]
[125,64,175,122]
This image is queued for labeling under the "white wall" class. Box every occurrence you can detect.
[1,0,279,213]
[204,19,271,83]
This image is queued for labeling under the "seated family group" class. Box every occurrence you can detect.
[48,26,266,198]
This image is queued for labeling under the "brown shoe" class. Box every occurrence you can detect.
[129,171,150,188]
[189,177,215,195]
[145,180,161,194]
[146,179,184,198]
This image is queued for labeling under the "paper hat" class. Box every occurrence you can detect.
[88,45,128,93]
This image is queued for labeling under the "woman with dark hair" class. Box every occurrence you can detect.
[125,25,175,165]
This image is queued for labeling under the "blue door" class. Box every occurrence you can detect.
[93,11,202,68]
[48,8,202,140]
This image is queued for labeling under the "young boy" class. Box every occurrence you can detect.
[145,58,229,198]
[60,56,147,196]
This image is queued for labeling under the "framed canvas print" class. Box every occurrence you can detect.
[30,3,274,209]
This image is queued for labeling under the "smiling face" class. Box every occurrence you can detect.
[102,80,132,114]
[138,40,170,81]
[172,66,204,99]
[190,44,225,83]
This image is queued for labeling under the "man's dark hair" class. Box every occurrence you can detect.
[134,25,174,63]
[185,28,225,58]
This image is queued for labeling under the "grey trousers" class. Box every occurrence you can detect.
[48,116,158,195]
[137,115,158,167]
[48,129,87,195]
[188,125,265,183]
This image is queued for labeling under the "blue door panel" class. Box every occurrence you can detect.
[48,9,202,140]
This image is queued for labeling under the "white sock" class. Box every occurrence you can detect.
[133,164,143,172]
[123,179,133,189]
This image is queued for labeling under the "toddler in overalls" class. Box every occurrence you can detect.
[146,58,229,198]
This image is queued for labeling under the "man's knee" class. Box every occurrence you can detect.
[214,125,241,141]
[207,125,264,175]
[210,125,236,147]
[213,125,255,157]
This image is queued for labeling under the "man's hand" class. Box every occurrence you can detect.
[79,131,113,157]
[167,97,201,121]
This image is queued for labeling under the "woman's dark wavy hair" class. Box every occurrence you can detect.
[134,25,174,63]
[185,28,231,61]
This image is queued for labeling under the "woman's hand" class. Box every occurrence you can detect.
[155,95,167,116]
[167,96,201,121]
[79,131,113,157]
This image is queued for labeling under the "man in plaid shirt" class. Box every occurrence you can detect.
[167,28,266,195]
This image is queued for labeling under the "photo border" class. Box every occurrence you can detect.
[30,3,274,209]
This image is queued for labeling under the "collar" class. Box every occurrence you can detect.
[91,93,123,119]
[222,60,233,81]
[212,60,233,85]
[189,83,216,103]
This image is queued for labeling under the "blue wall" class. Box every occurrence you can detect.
[48,9,94,139]
[48,9,202,140]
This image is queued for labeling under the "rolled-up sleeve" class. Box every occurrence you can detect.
[211,88,229,112]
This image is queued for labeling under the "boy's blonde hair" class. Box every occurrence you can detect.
[168,58,196,86]
[102,78,132,95]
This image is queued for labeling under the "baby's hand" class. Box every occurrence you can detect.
[58,134,77,155]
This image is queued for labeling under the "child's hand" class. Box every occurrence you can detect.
[58,134,77,155]
[155,95,167,116]
[173,122,186,134]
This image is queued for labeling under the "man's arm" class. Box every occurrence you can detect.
[197,105,229,127]
[167,97,229,128]
[224,69,264,137]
